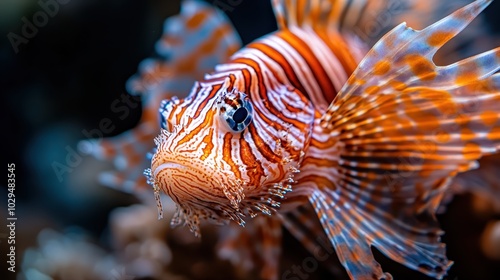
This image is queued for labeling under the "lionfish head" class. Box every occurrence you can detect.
[145,76,315,236]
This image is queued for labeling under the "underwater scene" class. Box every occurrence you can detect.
[1,0,500,279]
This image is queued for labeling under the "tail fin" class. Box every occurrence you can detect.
[314,0,500,278]
[79,0,241,195]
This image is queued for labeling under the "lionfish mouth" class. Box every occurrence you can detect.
[145,155,299,237]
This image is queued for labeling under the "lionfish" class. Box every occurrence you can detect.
[83,0,500,279]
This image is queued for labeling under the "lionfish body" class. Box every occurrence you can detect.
[87,0,500,279]
[148,15,366,229]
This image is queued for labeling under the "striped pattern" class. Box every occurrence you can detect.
[269,0,473,42]
[230,25,368,115]
[147,22,369,236]
[79,0,241,195]
[79,0,500,279]
[272,0,406,32]
[148,1,500,280]
[303,1,500,279]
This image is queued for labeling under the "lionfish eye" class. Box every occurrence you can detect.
[220,93,253,132]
